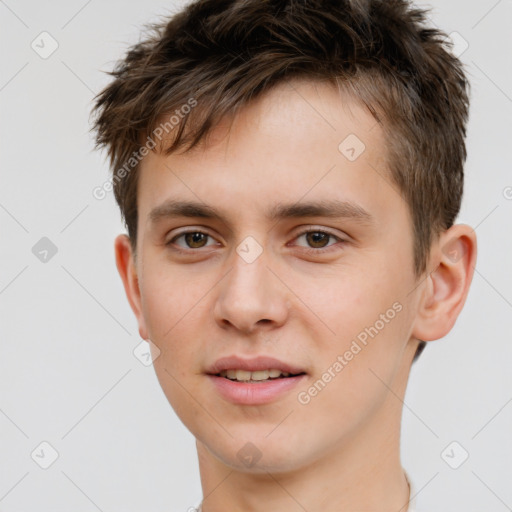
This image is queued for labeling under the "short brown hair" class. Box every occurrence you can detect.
[91,0,471,362]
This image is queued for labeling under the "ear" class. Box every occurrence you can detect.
[114,234,149,340]
[412,224,477,342]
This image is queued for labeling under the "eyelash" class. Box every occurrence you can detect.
[166,228,346,255]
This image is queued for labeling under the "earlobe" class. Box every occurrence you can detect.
[114,234,149,340]
[412,224,477,342]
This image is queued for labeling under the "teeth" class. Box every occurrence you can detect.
[235,369,252,381]
[218,368,294,381]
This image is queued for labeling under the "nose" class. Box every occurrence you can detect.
[213,246,290,335]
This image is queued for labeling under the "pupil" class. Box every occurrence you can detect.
[186,232,207,248]
[307,232,328,248]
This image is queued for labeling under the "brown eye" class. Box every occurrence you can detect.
[183,232,208,248]
[305,231,331,248]
[294,229,342,251]
[167,230,217,250]
[293,229,347,255]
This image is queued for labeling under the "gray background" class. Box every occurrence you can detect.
[0,0,511,510]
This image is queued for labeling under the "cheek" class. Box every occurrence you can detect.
[139,268,202,380]
[296,298,410,440]
[296,267,411,401]
[140,261,203,338]
[141,269,208,415]
[300,265,406,344]
[140,275,176,341]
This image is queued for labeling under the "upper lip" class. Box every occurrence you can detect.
[206,355,306,375]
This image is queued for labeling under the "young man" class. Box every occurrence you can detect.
[91,0,477,510]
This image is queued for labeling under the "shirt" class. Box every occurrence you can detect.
[193,470,421,512]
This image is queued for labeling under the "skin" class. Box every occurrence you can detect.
[115,78,477,512]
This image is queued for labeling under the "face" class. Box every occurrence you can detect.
[124,79,426,472]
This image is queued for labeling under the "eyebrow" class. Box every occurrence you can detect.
[148,198,375,226]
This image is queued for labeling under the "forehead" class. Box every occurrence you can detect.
[137,79,403,228]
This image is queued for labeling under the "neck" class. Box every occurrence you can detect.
[197,399,411,511]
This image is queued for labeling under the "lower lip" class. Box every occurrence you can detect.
[207,374,307,405]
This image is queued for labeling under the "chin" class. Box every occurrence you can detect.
[201,429,313,474]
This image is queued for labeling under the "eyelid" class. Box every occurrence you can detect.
[291,224,345,238]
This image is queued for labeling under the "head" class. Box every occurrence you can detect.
[91,0,476,474]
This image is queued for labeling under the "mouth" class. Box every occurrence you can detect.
[205,355,308,404]
[216,368,307,383]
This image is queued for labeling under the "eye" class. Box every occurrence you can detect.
[292,228,345,252]
[167,230,218,251]
[165,227,346,255]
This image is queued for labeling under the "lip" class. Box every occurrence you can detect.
[205,355,307,405]
[207,374,307,405]
[206,355,306,375]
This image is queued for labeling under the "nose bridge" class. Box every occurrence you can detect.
[214,237,288,333]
